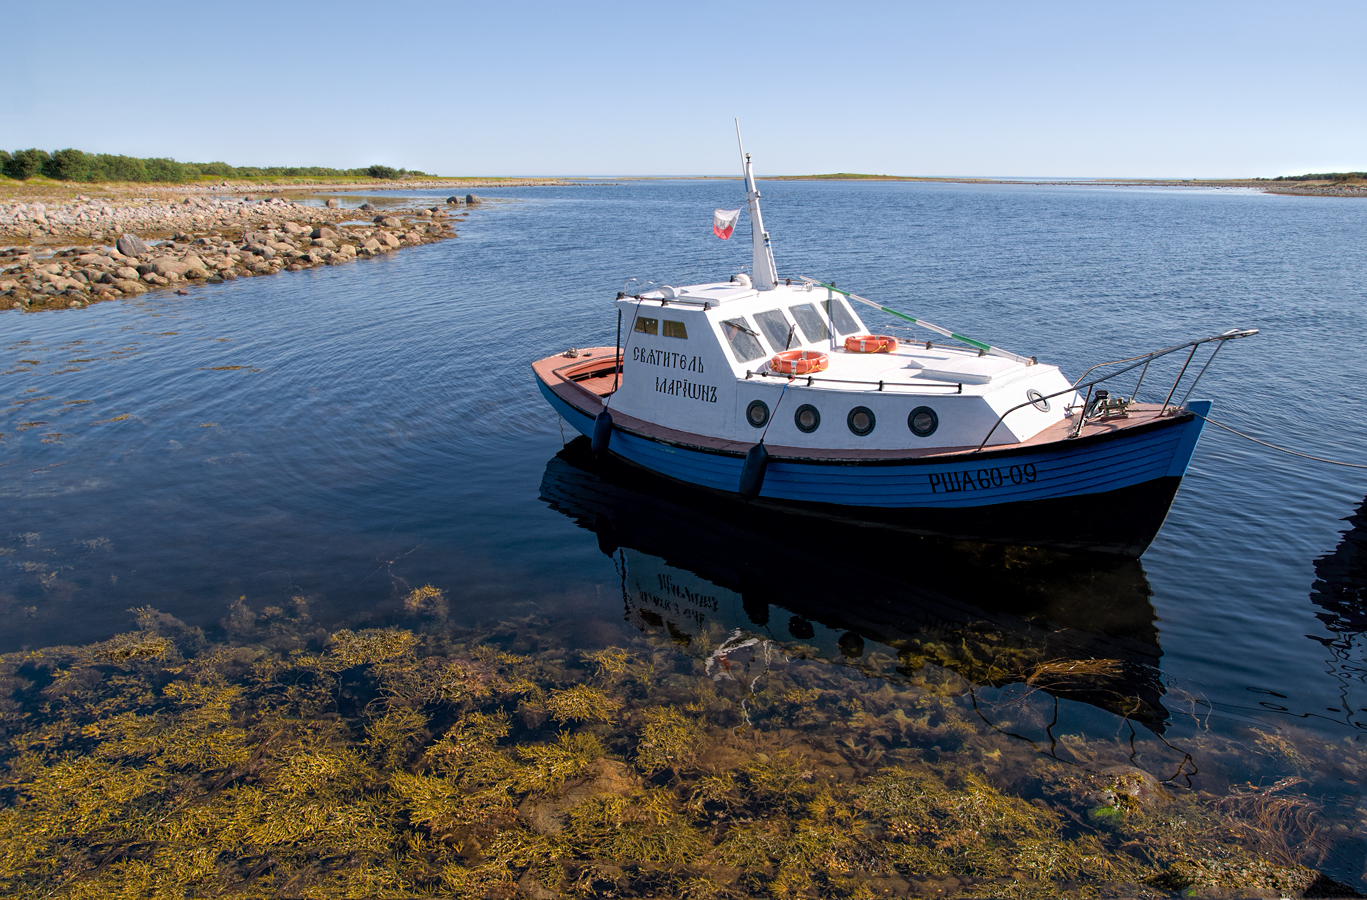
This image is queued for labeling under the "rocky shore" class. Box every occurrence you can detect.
[0,190,490,312]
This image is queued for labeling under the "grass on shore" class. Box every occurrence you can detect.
[0,175,565,204]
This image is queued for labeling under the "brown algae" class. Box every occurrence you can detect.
[0,598,1361,899]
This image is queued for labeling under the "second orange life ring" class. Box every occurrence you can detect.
[844,334,899,353]
[770,350,830,376]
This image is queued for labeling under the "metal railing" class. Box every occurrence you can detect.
[974,328,1258,452]
[744,367,965,393]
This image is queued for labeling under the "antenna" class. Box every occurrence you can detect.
[732,119,777,290]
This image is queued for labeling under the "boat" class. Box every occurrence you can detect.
[539,439,1171,730]
[532,133,1257,557]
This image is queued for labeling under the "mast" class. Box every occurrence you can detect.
[735,119,778,291]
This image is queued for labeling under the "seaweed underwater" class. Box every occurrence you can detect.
[0,589,1363,900]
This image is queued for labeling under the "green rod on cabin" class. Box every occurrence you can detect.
[800,277,1032,364]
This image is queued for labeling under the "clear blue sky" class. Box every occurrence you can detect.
[4,1,1362,179]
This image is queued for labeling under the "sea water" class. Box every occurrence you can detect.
[2,180,1365,891]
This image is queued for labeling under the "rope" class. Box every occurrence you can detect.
[759,381,789,443]
[1197,413,1367,470]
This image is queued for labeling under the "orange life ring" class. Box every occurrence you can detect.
[844,334,899,354]
[770,349,830,376]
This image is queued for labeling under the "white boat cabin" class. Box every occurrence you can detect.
[608,280,1079,452]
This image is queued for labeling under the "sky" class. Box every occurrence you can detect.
[3,0,1363,179]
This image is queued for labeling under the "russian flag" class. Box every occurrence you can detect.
[713,208,741,240]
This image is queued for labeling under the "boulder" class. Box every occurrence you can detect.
[374,215,402,228]
[116,234,149,256]
[113,279,147,295]
[115,266,141,281]
[403,231,422,243]
[325,198,340,208]
[144,257,197,278]
[311,226,338,240]
[465,194,482,205]
[358,202,375,211]
[376,231,400,249]
[446,195,462,205]
[358,238,382,257]
[335,244,357,259]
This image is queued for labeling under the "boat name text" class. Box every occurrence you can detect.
[928,463,1037,493]
[633,346,705,373]
[655,376,718,403]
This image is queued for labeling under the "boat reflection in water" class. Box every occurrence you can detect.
[540,437,1171,732]
[1309,494,1367,730]
[1310,494,1367,635]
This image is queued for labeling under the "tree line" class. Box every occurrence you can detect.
[1271,171,1366,182]
[0,149,429,183]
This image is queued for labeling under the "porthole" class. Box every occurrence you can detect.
[908,406,938,437]
[794,404,821,433]
[847,406,876,436]
[1026,389,1050,412]
[746,399,770,428]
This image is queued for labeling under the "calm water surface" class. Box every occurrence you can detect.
[2,180,1365,882]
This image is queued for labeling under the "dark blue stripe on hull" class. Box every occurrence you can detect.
[604,412,1205,510]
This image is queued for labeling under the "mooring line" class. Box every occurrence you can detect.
[1197,412,1367,469]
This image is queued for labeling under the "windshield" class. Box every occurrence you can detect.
[754,309,793,351]
[720,317,767,363]
[825,297,861,336]
[789,303,830,343]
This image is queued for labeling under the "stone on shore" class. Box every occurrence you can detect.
[466,194,482,205]
[3,189,468,313]
[116,234,149,256]
[325,198,340,208]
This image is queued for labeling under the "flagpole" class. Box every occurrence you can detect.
[799,277,1033,365]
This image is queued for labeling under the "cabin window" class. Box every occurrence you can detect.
[663,319,688,339]
[790,303,830,343]
[634,316,658,335]
[908,406,938,437]
[847,406,876,436]
[825,297,861,336]
[755,309,794,351]
[720,317,767,363]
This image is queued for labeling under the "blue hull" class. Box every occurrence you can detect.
[537,378,1208,556]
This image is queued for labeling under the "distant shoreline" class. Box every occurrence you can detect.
[626,173,1367,197]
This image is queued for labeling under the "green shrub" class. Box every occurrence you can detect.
[6,148,50,180]
[366,164,398,180]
